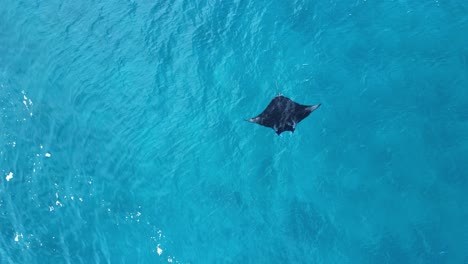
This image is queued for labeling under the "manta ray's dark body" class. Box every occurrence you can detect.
[247,95,321,135]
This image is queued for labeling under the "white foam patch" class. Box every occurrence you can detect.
[5,172,13,181]
[45,153,51,158]
[21,90,33,116]
[157,244,163,255]
[14,233,23,242]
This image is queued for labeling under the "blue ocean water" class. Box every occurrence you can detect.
[1,0,468,263]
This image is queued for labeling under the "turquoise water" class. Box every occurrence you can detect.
[1,0,468,263]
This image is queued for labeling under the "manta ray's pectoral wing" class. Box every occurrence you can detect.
[246,115,274,128]
[294,104,321,123]
[306,104,321,113]
[246,117,259,123]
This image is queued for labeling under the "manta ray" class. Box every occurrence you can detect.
[247,95,321,135]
